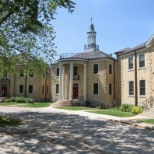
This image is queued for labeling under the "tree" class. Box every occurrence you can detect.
[0,0,75,75]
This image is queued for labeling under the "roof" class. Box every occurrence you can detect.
[115,42,147,55]
[59,50,116,61]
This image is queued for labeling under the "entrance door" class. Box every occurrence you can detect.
[2,85,7,97]
[73,84,78,99]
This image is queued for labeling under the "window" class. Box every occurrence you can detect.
[128,57,133,70]
[73,66,78,75]
[19,85,24,94]
[20,70,24,77]
[56,84,59,94]
[140,80,146,96]
[3,70,7,77]
[129,81,134,95]
[109,83,112,95]
[139,54,145,68]
[29,70,33,77]
[42,85,44,93]
[56,68,59,76]
[93,64,98,74]
[28,85,33,93]
[109,64,112,74]
[93,83,98,95]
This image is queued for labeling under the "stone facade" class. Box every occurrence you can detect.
[116,35,154,106]
[0,68,51,101]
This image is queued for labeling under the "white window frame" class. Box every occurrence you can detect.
[109,83,112,95]
[93,63,99,74]
[109,64,113,74]
[56,84,59,94]
[139,54,145,69]
[93,82,99,95]
[56,68,59,77]
[29,70,34,77]
[139,80,146,97]
[128,57,134,70]
[20,70,24,77]
[19,85,24,94]
[28,85,34,94]
[128,81,134,96]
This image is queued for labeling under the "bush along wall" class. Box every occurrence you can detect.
[4,97,34,103]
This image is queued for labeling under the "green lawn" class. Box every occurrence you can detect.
[56,106,135,117]
[0,115,21,127]
[137,119,154,124]
[0,102,51,108]
[56,106,98,111]
[87,110,135,117]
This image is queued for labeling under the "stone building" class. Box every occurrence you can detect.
[51,21,121,108]
[115,35,154,106]
[0,67,51,101]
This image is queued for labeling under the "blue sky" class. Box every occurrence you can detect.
[52,0,154,58]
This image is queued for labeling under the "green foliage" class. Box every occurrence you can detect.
[0,0,75,74]
[0,116,21,127]
[131,106,142,114]
[4,97,34,103]
[120,104,133,112]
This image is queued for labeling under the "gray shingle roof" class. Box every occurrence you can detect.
[61,50,116,60]
[115,42,147,55]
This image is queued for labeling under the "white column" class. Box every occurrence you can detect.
[62,66,65,100]
[59,64,62,100]
[83,63,87,101]
[69,63,73,100]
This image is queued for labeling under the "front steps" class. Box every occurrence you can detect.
[51,100,85,107]
[139,107,154,118]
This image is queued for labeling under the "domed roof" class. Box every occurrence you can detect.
[89,23,95,32]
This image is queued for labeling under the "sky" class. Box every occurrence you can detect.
[52,0,154,58]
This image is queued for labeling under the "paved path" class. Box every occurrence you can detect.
[0,106,154,154]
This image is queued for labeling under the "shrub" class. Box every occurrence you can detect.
[85,100,91,107]
[25,98,34,103]
[120,104,133,112]
[4,97,34,103]
[131,106,142,114]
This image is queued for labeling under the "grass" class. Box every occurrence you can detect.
[0,102,51,108]
[56,106,135,117]
[56,106,98,111]
[87,110,135,117]
[0,115,21,127]
[137,119,154,124]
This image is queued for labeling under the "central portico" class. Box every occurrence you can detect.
[58,59,87,101]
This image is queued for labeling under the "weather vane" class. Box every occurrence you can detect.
[91,17,93,24]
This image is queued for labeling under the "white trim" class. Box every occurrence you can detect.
[139,80,146,97]
[146,34,154,47]
[109,82,113,95]
[128,81,135,96]
[128,56,134,71]
[55,67,60,77]
[92,63,99,74]
[18,85,24,94]
[28,85,34,94]
[109,64,113,74]
[138,53,146,69]
[93,82,99,95]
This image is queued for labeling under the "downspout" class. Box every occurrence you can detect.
[134,51,138,106]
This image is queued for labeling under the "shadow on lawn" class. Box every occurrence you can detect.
[0,111,154,154]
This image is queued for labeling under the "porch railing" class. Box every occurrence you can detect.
[139,96,154,111]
